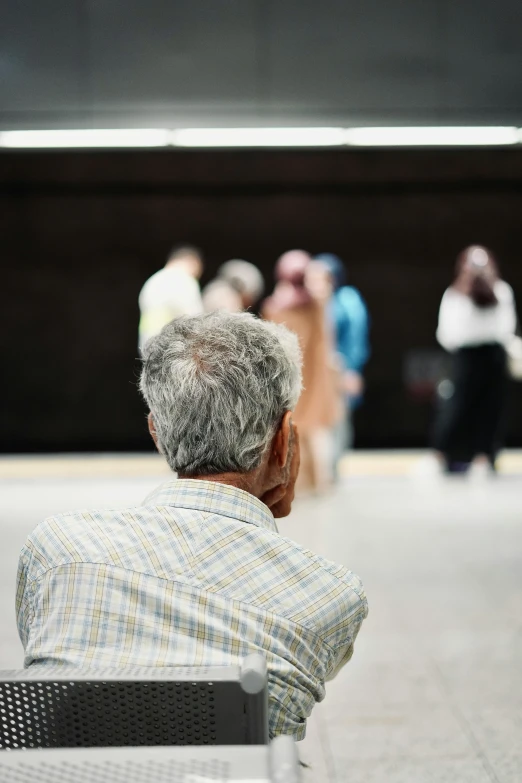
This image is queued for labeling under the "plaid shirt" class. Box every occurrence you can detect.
[16,479,367,739]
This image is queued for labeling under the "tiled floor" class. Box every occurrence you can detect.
[1,453,521,782]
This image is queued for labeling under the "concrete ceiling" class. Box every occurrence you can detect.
[1,0,522,130]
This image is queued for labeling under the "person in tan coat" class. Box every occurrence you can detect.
[263,251,342,492]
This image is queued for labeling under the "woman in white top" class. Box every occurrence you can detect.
[433,245,517,472]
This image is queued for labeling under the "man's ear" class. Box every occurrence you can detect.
[148,413,159,449]
[273,411,293,469]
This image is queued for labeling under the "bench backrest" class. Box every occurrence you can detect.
[0,655,268,748]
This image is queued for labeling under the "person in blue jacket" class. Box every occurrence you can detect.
[314,253,370,457]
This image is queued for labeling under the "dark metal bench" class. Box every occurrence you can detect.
[0,655,268,749]
[0,737,300,783]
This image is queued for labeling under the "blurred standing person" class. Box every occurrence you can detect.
[138,245,204,352]
[203,259,265,313]
[263,251,341,493]
[314,253,370,458]
[202,279,242,313]
[219,259,265,311]
[433,245,517,474]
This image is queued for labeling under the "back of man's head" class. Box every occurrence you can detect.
[140,312,302,476]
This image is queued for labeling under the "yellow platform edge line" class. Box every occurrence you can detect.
[1,451,522,480]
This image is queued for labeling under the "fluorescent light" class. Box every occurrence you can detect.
[172,127,347,147]
[0,129,171,148]
[0,126,520,149]
[344,126,520,147]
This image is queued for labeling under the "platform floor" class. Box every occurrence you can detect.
[1,452,521,782]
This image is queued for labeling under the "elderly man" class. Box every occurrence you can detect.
[16,312,367,740]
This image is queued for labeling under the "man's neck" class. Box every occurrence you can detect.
[177,471,263,499]
[178,466,274,500]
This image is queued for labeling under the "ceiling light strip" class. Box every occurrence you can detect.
[0,127,520,149]
[345,126,520,146]
[0,129,171,148]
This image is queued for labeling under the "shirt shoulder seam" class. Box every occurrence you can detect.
[23,561,362,653]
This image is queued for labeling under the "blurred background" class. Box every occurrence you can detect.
[2,0,522,452]
[2,2,522,782]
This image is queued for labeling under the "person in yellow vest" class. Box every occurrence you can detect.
[139,245,204,353]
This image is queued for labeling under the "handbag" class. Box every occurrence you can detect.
[506,335,522,380]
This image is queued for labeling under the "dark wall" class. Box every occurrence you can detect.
[2,148,522,452]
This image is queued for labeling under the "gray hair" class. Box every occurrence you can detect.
[140,312,302,476]
[218,259,265,302]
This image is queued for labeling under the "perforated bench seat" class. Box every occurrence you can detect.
[0,657,268,749]
[0,737,301,783]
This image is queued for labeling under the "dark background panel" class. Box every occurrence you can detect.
[446,0,522,113]
[0,1,83,115]
[268,0,444,113]
[2,0,522,128]
[89,0,260,110]
[1,148,522,452]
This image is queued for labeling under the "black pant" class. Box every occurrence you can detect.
[432,343,507,465]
